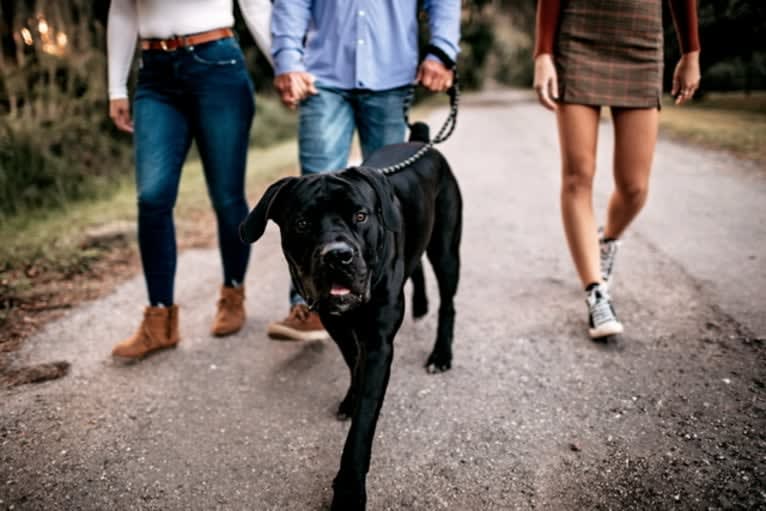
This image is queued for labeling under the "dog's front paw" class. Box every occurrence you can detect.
[425,348,452,373]
[331,474,366,511]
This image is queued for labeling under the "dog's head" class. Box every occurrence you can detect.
[240,167,401,315]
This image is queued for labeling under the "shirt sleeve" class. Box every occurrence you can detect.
[533,0,561,58]
[106,0,138,100]
[238,0,275,68]
[271,0,312,75]
[668,0,701,54]
[423,0,461,62]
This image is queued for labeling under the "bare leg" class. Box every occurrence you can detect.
[556,104,602,288]
[603,107,658,240]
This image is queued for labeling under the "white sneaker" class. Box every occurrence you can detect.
[586,283,623,339]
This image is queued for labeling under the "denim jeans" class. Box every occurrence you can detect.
[133,37,254,306]
[288,84,409,305]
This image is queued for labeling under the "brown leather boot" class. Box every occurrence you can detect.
[211,285,245,336]
[267,304,329,341]
[112,305,180,359]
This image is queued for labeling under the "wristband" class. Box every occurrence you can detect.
[424,44,456,70]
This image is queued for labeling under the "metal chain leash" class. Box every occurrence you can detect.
[376,73,460,176]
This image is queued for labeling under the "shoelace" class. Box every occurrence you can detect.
[588,289,616,327]
[600,239,619,280]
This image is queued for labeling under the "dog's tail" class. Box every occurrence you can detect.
[408,122,430,143]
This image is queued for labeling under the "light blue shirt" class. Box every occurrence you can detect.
[271,0,461,91]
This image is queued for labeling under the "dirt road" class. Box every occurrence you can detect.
[2,90,764,510]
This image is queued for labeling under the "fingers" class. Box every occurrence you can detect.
[110,104,134,133]
[417,61,453,92]
[534,78,558,111]
[675,84,697,105]
[305,74,319,96]
[533,54,558,111]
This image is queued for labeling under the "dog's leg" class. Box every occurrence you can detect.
[410,260,429,319]
[424,211,461,373]
[332,305,402,511]
[324,322,361,421]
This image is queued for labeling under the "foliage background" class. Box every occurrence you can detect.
[0,0,764,222]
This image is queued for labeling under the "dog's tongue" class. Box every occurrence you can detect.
[330,284,351,296]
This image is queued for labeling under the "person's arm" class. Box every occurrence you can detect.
[107,0,138,132]
[533,0,561,111]
[668,0,701,104]
[106,0,138,101]
[668,0,700,54]
[418,0,460,92]
[238,0,274,68]
[533,0,561,58]
[270,0,316,108]
[271,0,311,75]
[422,0,461,68]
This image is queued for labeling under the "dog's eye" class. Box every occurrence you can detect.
[354,211,368,223]
[295,219,309,232]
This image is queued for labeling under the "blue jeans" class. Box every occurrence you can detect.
[289,84,409,305]
[133,37,254,306]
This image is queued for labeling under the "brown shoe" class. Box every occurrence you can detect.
[211,285,246,336]
[267,304,329,341]
[112,305,180,359]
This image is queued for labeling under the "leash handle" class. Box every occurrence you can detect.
[403,70,460,140]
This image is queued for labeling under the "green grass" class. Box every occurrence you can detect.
[0,140,299,271]
[660,91,766,163]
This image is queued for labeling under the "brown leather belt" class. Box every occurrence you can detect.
[140,27,234,52]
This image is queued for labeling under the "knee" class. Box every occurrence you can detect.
[137,189,175,216]
[561,154,596,196]
[211,193,247,220]
[616,180,649,207]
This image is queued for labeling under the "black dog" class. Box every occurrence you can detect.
[240,138,462,510]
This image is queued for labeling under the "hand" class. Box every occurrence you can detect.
[533,53,559,111]
[274,71,318,110]
[672,51,701,105]
[416,59,454,92]
[109,98,133,133]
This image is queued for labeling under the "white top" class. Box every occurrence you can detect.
[107,0,272,99]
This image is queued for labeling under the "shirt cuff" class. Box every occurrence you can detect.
[429,38,459,62]
[109,87,128,100]
[273,48,306,76]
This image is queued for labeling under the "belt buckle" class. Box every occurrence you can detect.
[160,39,169,51]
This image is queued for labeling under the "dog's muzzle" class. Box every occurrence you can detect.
[310,241,369,314]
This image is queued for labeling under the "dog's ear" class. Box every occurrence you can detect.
[239,177,296,244]
[349,167,401,233]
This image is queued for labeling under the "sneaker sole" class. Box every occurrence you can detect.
[589,320,624,339]
[267,324,330,342]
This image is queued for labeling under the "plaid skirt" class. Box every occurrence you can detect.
[554,0,663,108]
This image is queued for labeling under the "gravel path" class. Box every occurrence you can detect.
[2,89,764,510]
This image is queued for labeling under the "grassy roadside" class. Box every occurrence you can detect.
[0,139,299,376]
[659,92,766,164]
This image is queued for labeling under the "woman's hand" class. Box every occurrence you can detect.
[672,51,701,105]
[109,98,133,133]
[533,53,559,111]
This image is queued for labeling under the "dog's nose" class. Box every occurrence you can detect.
[321,242,354,266]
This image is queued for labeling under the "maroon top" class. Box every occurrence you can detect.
[534,0,701,58]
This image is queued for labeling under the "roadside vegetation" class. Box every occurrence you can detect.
[660,92,766,164]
